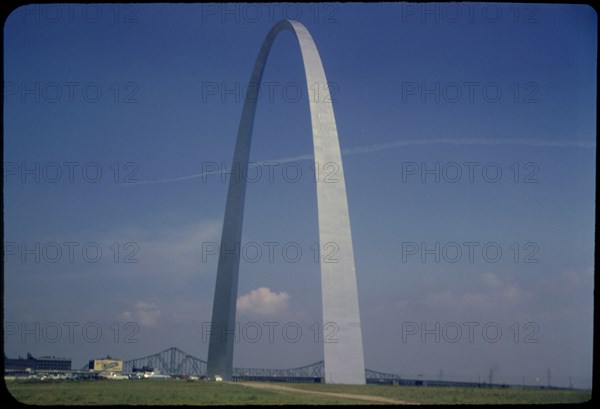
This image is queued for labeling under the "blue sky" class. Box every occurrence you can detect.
[3,3,596,388]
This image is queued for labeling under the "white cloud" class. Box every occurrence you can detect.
[119,301,161,327]
[237,287,290,316]
[415,271,530,313]
[98,220,222,277]
[481,271,503,289]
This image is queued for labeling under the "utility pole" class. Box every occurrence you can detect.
[547,369,551,388]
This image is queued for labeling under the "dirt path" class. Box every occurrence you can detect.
[238,382,420,405]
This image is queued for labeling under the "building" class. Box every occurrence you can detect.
[89,357,123,372]
[5,353,71,372]
[4,354,35,372]
[35,355,72,371]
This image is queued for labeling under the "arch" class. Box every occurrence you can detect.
[206,19,365,384]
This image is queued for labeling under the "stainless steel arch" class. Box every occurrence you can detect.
[206,19,365,384]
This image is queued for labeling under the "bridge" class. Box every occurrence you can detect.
[121,347,324,381]
[120,347,396,380]
[115,347,555,389]
[123,347,207,377]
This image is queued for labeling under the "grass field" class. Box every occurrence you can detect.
[5,379,592,405]
[287,383,592,405]
[5,380,375,405]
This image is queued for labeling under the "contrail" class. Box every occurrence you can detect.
[130,153,314,186]
[129,137,595,186]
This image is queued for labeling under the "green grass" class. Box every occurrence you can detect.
[287,383,592,405]
[4,379,366,405]
[5,379,591,405]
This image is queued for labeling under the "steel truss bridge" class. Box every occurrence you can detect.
[117,347,538,389]
[121,347,382,379]
[121,347,405,383]
[123,347,207,377]
[121,347,324,381]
